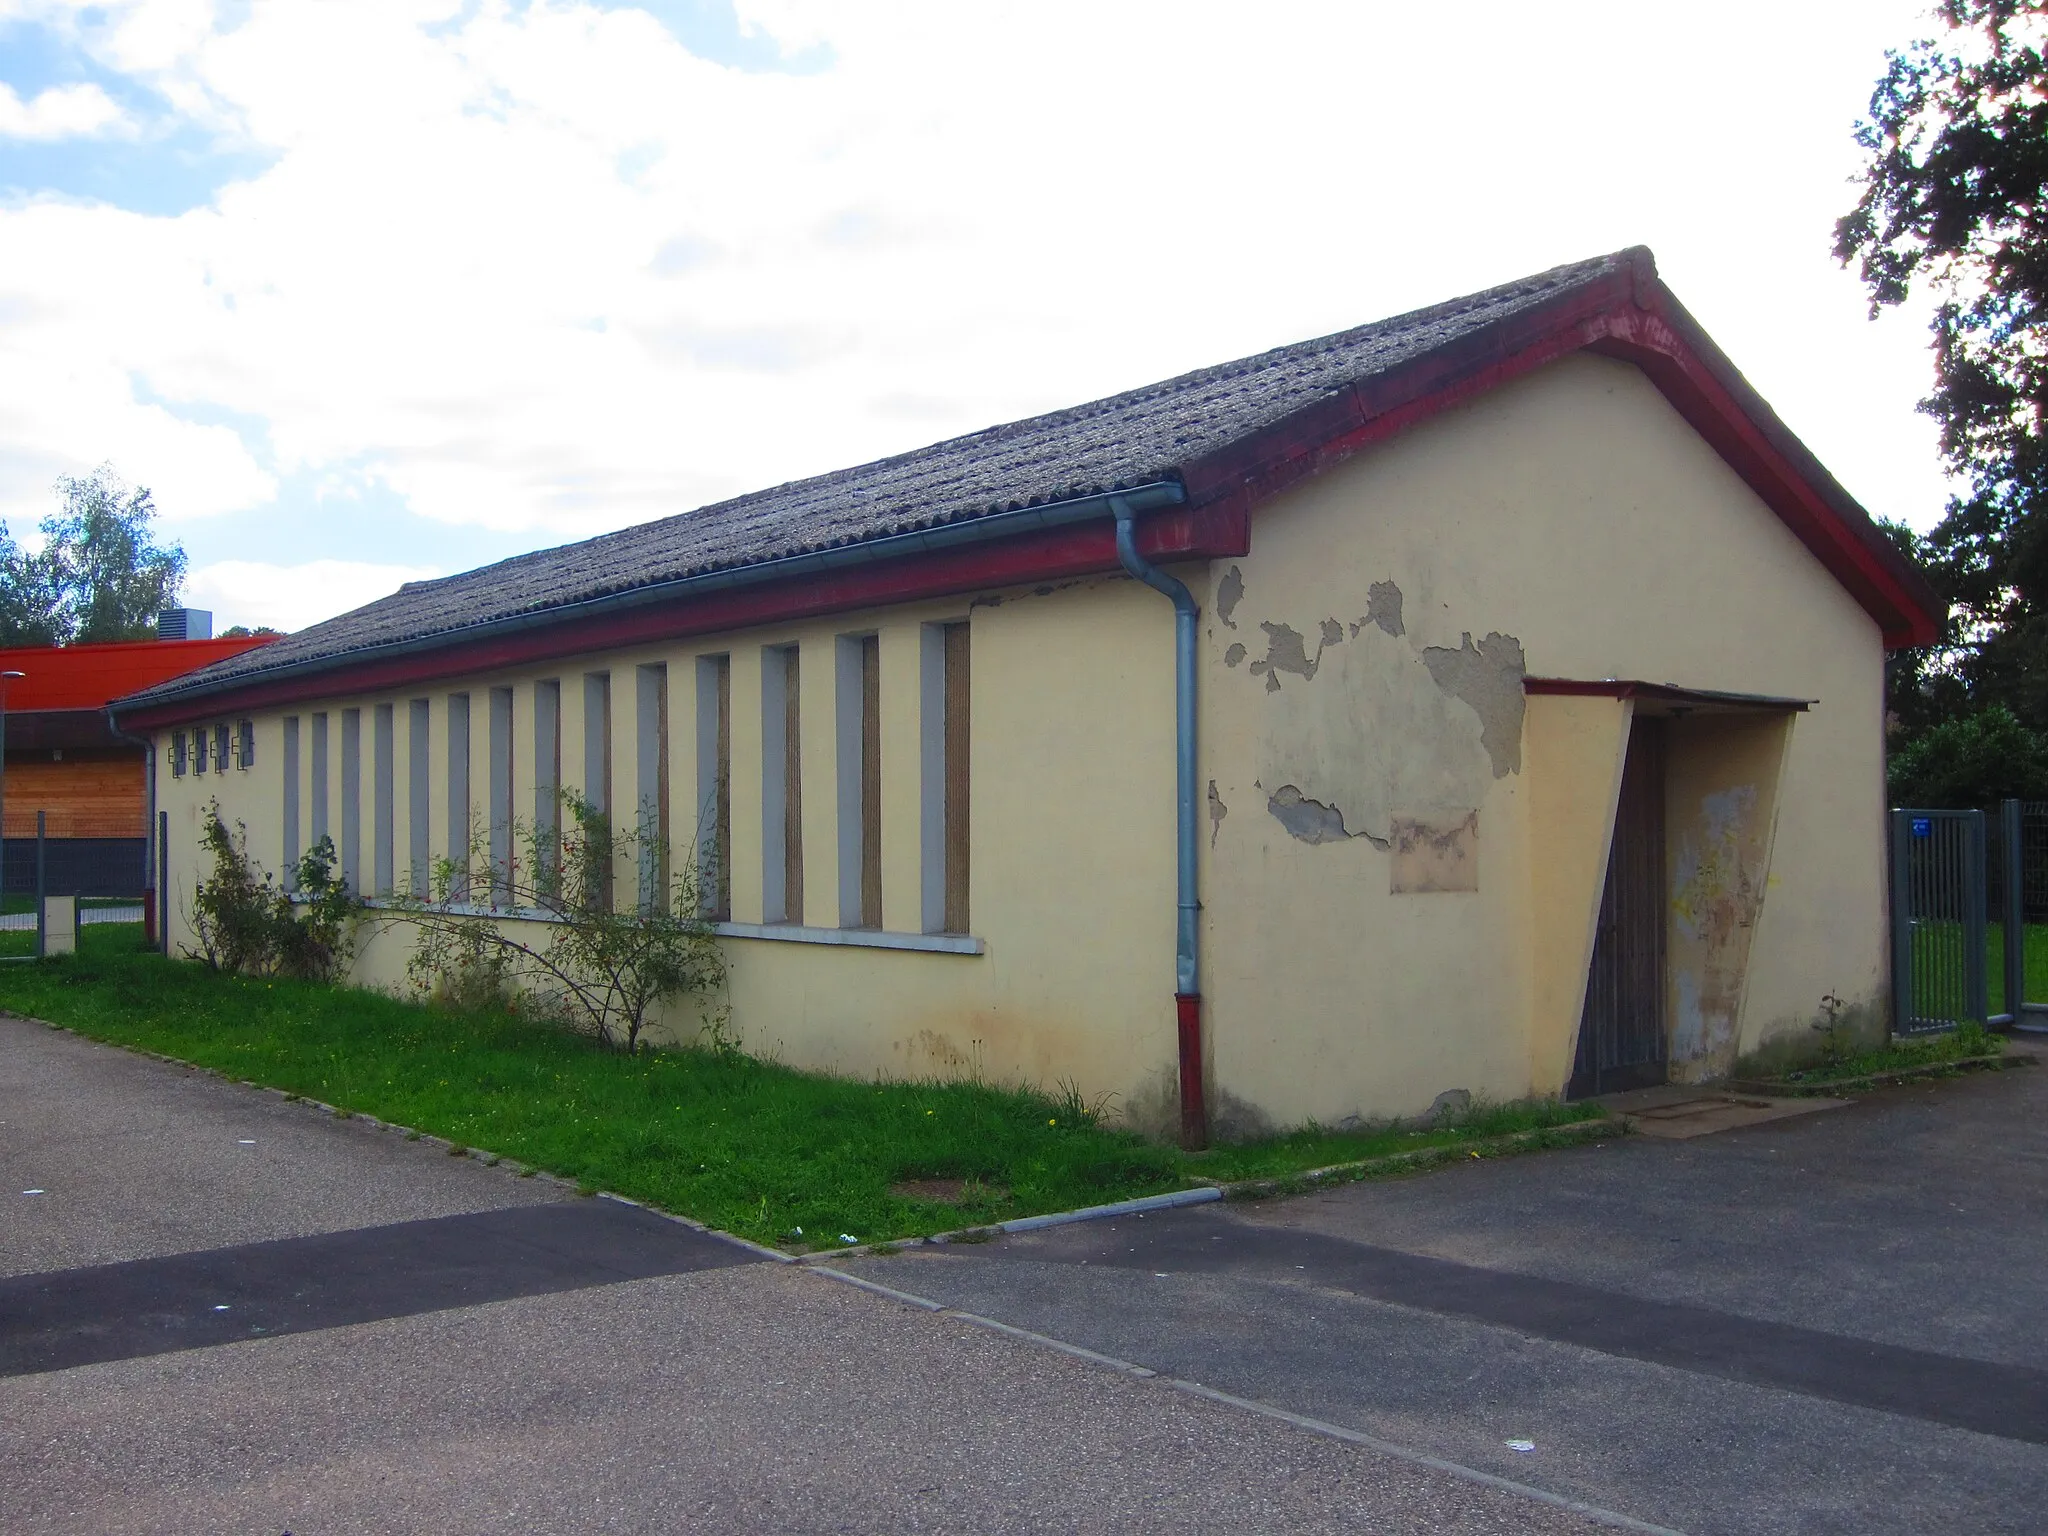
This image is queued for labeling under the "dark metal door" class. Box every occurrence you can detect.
[1569,718,1667,1098]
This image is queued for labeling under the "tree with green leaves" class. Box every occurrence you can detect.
[1838,0,2048,803]
[0,464,189,646]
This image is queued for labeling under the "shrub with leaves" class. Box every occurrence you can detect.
[382,791,727,1052]
[189,803,361,981]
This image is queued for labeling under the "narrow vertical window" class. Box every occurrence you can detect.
[583,672,612,911]
[282,717,300,869]
[835,634,882,927]
[920,622,970,933]
[171,731,187,779]
[636,664,670,912]
[444,692,468,897]
[213,723,229,774]
[489,685,514,905]
[194,726,208,774]
[446,692,471,895]
[943,623,970,933]
[236,720,255,769]
[408,699,430,894]
[372,703,394,897]
[340,708,362,893]
[761,643,803,925]
[534,679,562,894]
[310,712,329,849]
[695,655,730,920]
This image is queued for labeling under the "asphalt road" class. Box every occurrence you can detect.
[0,1017,1618,1535]
[845,1040,2048,1536]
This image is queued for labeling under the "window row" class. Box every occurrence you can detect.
[269,624,971,934]
[168,720,255,778]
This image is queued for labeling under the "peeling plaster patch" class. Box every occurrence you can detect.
[1268,785,1354,844]
[1318,618,1344,648]
[1351,580,1405,638]
[1224,642,1247,668]
[1420,631,1526,777]
[1670,785,1765,1071]
[1389,811,1479,893]
[1216,566,1245,629]
[1247,621,1329,694]
[1208,779,1228,846]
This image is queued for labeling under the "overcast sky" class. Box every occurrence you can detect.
[0,0,1953,634]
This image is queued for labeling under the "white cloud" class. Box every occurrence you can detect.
[183,558,440,634]
[0,0,1963,638]
[0,81,129,139]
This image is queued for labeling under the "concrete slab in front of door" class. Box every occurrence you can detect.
[1598,1086,1849,1139]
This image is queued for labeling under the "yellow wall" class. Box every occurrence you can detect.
[155,579,1184,1120]
[1198,351,1887,1125]
[154,350,1891,1132]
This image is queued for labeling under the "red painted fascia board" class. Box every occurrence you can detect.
[1176,262,1941,650]
[114,515,1228,731]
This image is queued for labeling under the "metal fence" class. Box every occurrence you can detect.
[1889,808,1988,1035]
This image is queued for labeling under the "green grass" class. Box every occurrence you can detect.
[0,933,1603,1248]
[0,895,139,916]
[1763,1019,2005,1088]
[1987,922,2048,1015]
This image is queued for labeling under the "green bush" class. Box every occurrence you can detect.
[1888,705,2048,808]
[190,803,360,982]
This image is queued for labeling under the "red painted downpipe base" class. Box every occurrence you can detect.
[1176,992,1207,1151]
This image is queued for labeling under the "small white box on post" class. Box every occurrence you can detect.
[41,895,75,957]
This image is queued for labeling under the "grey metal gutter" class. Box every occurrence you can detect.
[1110,493,1207,1149]
[112,480,1188,720]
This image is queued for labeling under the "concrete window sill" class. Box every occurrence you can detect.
[343,898,984,956]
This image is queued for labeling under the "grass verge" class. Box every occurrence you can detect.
[1739,1020,2008,1091]
[0,930,1605,1248]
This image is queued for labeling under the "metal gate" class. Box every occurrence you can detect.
[1889,808,1988,1035]
[1569,719,1667,1097]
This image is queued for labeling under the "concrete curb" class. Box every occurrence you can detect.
[1209,1116,1623,1202]
[798,1118,1621,1262]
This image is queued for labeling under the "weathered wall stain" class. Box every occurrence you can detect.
[1217,565,1245,629]
[1208,779,1228,846]
[1247,620,1341,693]
[1353,580,1405,638]
[1224,642,1247,668]
[1267,785,1359,844]
[1389,811,1480,893]
[1420,631,1526,777]
[1669,784,1766,1074]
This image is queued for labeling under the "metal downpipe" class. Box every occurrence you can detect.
[1110,495,1206,1150]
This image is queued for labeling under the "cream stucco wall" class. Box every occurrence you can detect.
[155,578,1183,1119]
[152,349,1891,1134]
[1198,351,1887,1127]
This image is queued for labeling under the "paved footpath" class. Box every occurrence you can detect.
[0,1017,1620,1536]
[847,1040,2048,1536]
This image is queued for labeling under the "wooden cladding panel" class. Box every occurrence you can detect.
[3,754,146,837]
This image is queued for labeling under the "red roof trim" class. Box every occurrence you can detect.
[1175,261,1940,650]
[114,262,1940,728]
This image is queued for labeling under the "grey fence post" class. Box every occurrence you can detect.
[1890,809,1913,1037]
[1968,808,1991,1025]
[2003,799,2026,1025]
[159,809,170,957]
[34,809,46,961]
